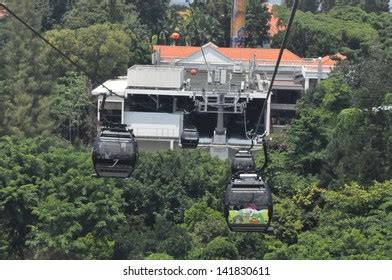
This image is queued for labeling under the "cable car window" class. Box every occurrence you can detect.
[99,101,122,124]
[95,140,134,159]
[228,208,269,226]
[228,189,269,208]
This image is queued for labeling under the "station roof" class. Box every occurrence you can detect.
[153,44,302,62]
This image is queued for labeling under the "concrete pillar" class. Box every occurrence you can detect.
[215,93,225,135]
[170,140,174,150]
[216,107,225,134]
[97,98,101,121]
[264,92,272,135]
[304,78,310,91]
[172,97,177,113]
[121,98,125,125]
[317,57,322,84]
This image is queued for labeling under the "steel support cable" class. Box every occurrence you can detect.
[243,109,252,141]
[0,3,123,101]
[250,0,298,172]
[252,0,299,139]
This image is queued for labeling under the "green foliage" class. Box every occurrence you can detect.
[1,0,392,261]
[49,72,94,143]
[44,23,133,82]
[274,6,378,57]
[185,0,227,45]
[206,0,232,47]
[0,137,236,259]
[62,0,133,29]
[0,0,55,137]
[0,182,39,259]
[29,178,125,259]
[147,215,192,259]
[184,200,229,245]
[228,233,268,260]
[245,0,271,48]
[264,180,392,259]
[284,181,392,259]
[325,6,392,56]
[145,252,173,260]
[285,0,319,12]
[33,0,77,30]
[157,6,186,45]
[152,0,246,47]
[0,137,65,258]
[285,51,391,186]
[299,73,352,112]
[322,181,392,215]
[0,136,125,259]
[184,7,225,46]
[132,150,229,223]
[336,1,390,13]
[272,198,303,244]
[285,0,390,13]
[61,0,152,65]
[282,73,352,176]
[315,50,392,186]
[373,13,392,56]
[127,0,170,35]
[327,5,376,23]
[326,108,391,186]
[348,49,392,109]
[202,237,239,260]
[287,108,332,175]
[384,93,392,105]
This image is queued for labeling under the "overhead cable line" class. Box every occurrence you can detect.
[252,0,299,138]
[0,3,122,99]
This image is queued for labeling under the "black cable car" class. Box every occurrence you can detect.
[92,125,138,178]
[180,127,199,148]
[224,174,272,232]
[231,150,256,174]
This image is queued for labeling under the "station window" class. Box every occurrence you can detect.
[100,101,122,124]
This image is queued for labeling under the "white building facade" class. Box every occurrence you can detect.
[93,43,342,157]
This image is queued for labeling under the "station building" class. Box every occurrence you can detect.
[92,43,342,157]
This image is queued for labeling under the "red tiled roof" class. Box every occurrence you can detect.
[322,53,347,66]
[154,45,200,59]
[306,53,347,67]
[153,45,302,62]
[220,47,302,61]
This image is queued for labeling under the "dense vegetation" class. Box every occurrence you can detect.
[273,5,391,58]
[0,0,391,259]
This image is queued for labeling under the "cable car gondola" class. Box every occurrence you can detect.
[224,173,272,232]
[180,126,199,148]
[92,125,138,178]
[231,150,256,174]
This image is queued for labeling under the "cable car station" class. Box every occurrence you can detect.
[92,43,341,159]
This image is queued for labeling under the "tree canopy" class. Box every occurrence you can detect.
[0,0,391,260]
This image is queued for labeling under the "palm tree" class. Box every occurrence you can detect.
[185,8,224,46]
[159,6,187,45]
